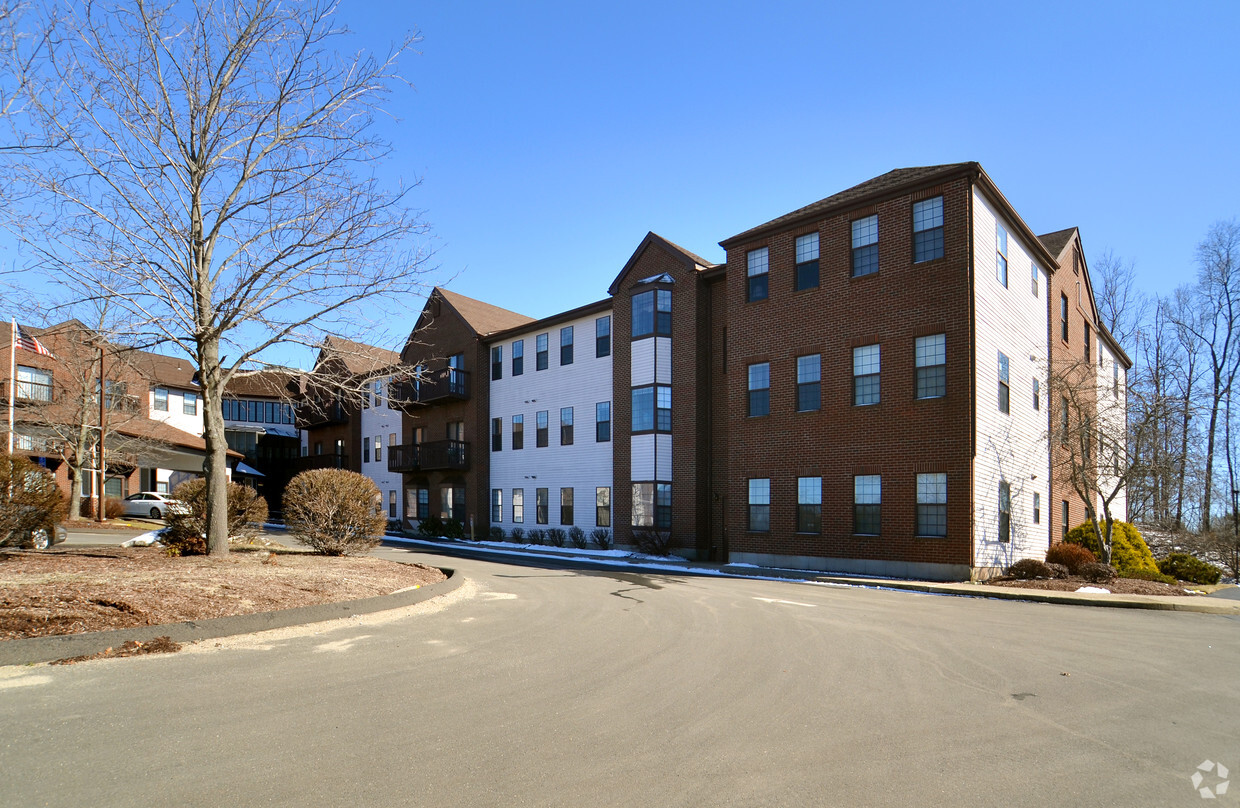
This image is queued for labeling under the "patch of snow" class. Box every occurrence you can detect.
[1075,586,1111,594]
[121,530,164,548]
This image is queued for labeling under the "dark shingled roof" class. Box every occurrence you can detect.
[650,233,719,270]
[437,288,535,336]
[225,368,302,399]
[320,336,401,376]
[722,163,975,247]
[1037,227,1077,259]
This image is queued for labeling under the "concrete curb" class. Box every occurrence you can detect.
[384,537,1240,616]
[0,568,462,667]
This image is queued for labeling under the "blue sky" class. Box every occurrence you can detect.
[344,0,1236,343]
[6,1,1238,365]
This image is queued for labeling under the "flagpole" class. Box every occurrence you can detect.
[7,319,15,455]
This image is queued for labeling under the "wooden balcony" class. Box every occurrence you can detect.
[390,368,470,408]
[387,440,469,473]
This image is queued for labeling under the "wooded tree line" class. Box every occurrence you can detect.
[1096,221,1240,572]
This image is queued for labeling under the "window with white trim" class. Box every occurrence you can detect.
[851,215,879,277]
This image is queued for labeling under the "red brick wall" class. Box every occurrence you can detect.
[721,177,976,567]
[399,300,492,533]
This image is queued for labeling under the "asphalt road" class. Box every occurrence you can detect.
[2,545,1238,808]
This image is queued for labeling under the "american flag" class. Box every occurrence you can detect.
[14,323,53,356]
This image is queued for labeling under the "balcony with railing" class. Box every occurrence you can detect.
[390,367,470,408]
[387,440,469,473]
[0,378,53,404]
[295,400,348,428]
[288,453,351,473]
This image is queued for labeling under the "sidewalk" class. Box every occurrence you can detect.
[382,535,1240,616]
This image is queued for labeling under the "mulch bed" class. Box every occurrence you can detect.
[0,546,445,641]
[987,576,1192,596]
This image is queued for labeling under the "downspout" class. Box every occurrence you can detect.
[966,179,976,574]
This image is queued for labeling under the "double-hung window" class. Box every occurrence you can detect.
[998,352,1010,414]
[912,196,944,262]
[512,489,524,523]
[536,411,549,447]
[916,473,948,537]
[632,289,672,338]
[854,475,881,535]
[596,487,611,527]
[1031,263,1040,297]
[748,363,770,417]
[1033,378,1040,410]
[512,414,524,450]
[1084,324,1091,363]
[560,326,574,366]
[995,225,1009,287]
[853,345,880,405]
[596,316,611,357]
[1033,492,1041,524]
[491,346,503,380]
[915,334,946,399]
[560,488,574,525]
[596,401,611,442]
[183,391,198,416]
[748,479,770,532]
[747,247,769,302]
[512,340,524,376]
[536,488,549,524]
[491,489,503,523]
[631,386,671,433]
[491,417,502,452]
[797,477,822,534]
[560,407,573,446]
[536,334,549,371]
[796,355,821,412]
[1061,295,1069,342]
[998,481,1011,543]
[795,233,819,290]
[851,215,879,277]
[154,387,169,412]
[15,366,52,402]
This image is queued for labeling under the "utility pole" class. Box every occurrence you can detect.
[96,343,106,523]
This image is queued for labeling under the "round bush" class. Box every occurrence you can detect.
[163,478,269,556]
[1158,553,1223,585]
[285,469,386,556]
[0,455,67,545]
[1064,521,1158,576]
[1078,562,1118,583]
[1007,558,1054,580]
[1044,562,1070,579]
[1045,542,1097,575]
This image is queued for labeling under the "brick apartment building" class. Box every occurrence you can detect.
[312,162,1128,581]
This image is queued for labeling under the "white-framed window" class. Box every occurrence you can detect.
[491,489,503,523]
[795,232,820,291]
[512,489,524,523]
[853,344,880,405]
[797,476,821,534]
[748,478,770,532]
[153,386,168,412]
[1031,263,1039,297]
[916,473,947,537]
[915,334,946,399]
[998,352,1010,414]
[995,225,1009,287]
[747,247,769,302]
[796,355,820,412]
[854,475,881,535]
[912,196,943,263]
[183,391,198,416]
[851,215,879,277]
[748,363,770,417]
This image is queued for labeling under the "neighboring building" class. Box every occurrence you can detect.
[222,369,302,511]
[358,371,404,524]
[485,299,614,537]
[296,162,1133,580]
[391,289,533,534]
[296,336,401,480]
[1,320,241,512]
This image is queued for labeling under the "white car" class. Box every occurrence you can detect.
[120,492,188,520]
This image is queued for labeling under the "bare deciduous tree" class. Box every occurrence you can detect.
[10,0,430,553]
[1048,356,1163,564]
